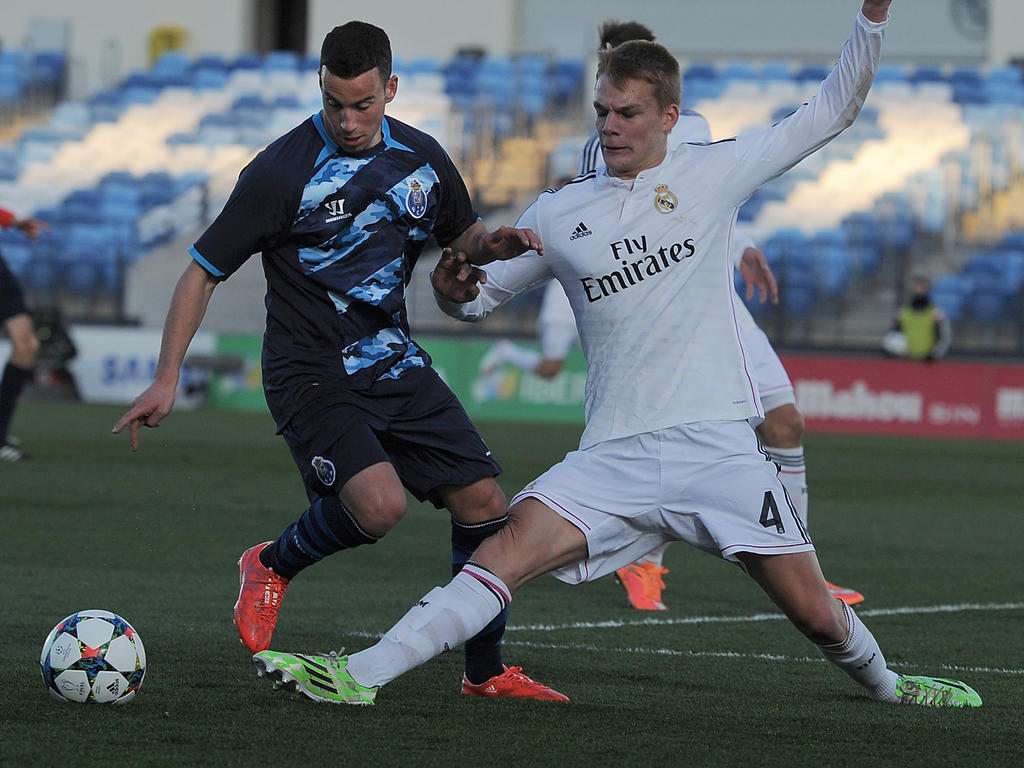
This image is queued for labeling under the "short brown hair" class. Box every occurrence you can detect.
[596,40,680,111]
[597,20,655,50]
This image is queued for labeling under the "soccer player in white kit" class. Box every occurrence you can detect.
[577,22,863,611]
[252,0,982,708]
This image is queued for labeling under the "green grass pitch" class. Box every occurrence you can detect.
[2,400,1022,767]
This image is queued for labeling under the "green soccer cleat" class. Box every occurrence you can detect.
[895,675,982,708]
[253,650,377,705]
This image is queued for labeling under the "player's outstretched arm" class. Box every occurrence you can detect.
[111,261,218,451]
[861,0,892,23]
[13,216,49,239]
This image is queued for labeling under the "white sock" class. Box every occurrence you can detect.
[636,543,669,568]
[817,601,899,702]
[346,565,511,688]
[766,446,808,528]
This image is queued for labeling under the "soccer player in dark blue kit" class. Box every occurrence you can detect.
[113,20,567,701]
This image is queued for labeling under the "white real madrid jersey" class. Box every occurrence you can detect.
[442,12,885,449]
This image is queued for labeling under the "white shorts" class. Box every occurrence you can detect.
[511,420,814,585]
[744,325,795,412]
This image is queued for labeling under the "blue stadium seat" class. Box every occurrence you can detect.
[794,64,830,84]
[967,287,1009,324]
[263,51,300,72]
[930,274,973,323]
[721,61,758,81]
[683,62,717,80]
[231,53,263,71]
[910,65,946,84]
[758,62,793,81]
[874,62,908,83]
[780,272,818,317]
[192,67,229,90]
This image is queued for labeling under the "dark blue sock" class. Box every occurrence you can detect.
[262,496,378,579]
[452,515,510,683]
[0,362,32,442]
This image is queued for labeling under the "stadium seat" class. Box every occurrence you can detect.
[967,288,1009,324]
[930,274,973,323]
[263,50,300,72]
[758,62,793,81]
[780,273,818,317]
[793,64,830,84]
[910,65,946,84]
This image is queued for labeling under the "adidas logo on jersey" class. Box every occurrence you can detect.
[569,221,592,241]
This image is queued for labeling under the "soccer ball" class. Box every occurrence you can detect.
[40,609,147,704]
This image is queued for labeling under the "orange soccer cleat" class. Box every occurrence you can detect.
[827,580,865,606]
[461,665,570,701]
[615,562,669,611]
[233,541,290,653]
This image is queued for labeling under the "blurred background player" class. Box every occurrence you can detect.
[882,275,953,361]
[478,279,578,382]
[0,206,48,461]
[577,19,863,611]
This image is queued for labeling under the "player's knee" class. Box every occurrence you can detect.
[350,488,407,536]
[448,478,507,524]
[477,480,508,519]
[10,329,40,366]
[793,600,847,645]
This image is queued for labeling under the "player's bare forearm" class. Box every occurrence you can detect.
[861,0,891,23]
[153,263,217,382]
[111,261,217,449]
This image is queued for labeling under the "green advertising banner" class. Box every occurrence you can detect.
[423,335,586,425]
[205,333,587,425]
[206,333,266,411]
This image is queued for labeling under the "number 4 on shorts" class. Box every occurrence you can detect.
[759,491,785,533]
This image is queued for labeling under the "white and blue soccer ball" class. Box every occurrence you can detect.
[40,609,147,704]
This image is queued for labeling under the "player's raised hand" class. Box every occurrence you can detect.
[861,0,892,23]
[431,248,488,303]
[478,225,543,263]
[738,246,779,305]
[111,381,176,451]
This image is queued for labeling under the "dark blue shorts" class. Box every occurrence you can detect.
[0,253,28,323]
[274,366,501,508]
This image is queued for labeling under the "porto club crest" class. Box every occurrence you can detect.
[312,455,337,486]
[406,179,427,219]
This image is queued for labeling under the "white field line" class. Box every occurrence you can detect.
[343,601,1024,677]
[504,602,1024,633]
[499,601,1024,677]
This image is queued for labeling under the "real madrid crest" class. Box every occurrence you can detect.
[654,184,678,214]
[406,179,427,219]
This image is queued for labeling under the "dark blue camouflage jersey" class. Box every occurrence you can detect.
[191,114,479,422]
